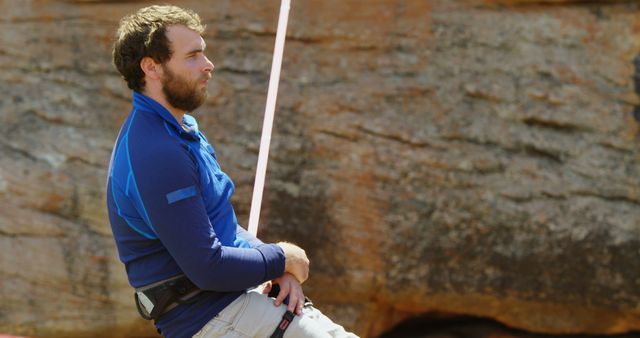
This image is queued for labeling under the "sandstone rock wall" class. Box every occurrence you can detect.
[1,1,639,337]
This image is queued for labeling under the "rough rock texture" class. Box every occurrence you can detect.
[1,1,640,337]
[379,315,640,338]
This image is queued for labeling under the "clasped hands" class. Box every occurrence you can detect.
[258,242,309,315]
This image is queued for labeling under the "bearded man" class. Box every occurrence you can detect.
[107,5,358,338]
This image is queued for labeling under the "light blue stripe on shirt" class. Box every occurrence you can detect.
[166,185,197,204]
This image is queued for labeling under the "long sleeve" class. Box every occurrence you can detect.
[129,140,284,291]
[235,225,265,248]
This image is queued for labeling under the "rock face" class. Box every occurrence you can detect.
[1,0,639,337]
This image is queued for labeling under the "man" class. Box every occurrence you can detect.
[107,5,358,338]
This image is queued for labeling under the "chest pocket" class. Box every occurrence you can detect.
[193,140,235,209]
[188,138,238,246]
[201,143,224,179]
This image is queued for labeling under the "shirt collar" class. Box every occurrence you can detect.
[132,91,200,141]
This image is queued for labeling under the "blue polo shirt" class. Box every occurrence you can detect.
[106,92,285,338]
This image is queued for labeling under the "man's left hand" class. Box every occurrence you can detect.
[257,280,272,295]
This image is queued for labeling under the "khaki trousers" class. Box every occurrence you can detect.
[192,290,359,338]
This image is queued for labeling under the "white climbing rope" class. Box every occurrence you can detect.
[248,0,291,236]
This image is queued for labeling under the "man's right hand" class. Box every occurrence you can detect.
[271,273,306,315]
[276,242,309,283]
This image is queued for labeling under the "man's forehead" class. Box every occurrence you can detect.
[166,25,205,51]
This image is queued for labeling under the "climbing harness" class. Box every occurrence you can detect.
[134,274,205,320]
[267,283,314,338]
[270,311,296,338]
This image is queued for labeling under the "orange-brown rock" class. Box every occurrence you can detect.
[1,1,639,337]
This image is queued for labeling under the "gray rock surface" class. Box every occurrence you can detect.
[0,1,639,337]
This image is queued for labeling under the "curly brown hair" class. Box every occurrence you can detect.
[112,5,205,92]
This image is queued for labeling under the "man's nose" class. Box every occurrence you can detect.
[203,56,214,73]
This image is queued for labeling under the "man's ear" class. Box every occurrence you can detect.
[140,57,162,81]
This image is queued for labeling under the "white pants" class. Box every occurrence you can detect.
[192,290,359,338]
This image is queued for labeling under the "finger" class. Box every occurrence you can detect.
[274,283,290,306]
[288,288,305,315]
[287,291,298,313]
[295,298,304,315]
[262,282,272,294]
[297,289,307,315]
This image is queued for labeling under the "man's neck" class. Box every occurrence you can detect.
[142,89,185,124]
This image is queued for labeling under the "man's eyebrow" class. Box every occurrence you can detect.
[186,47,204,55]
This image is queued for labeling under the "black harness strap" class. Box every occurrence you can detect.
[270,310,295,338]
[267,284,315,337]
[135,275,203,321]
[149,287,178,319]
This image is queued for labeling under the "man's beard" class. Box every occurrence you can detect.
[161,65,209,113]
